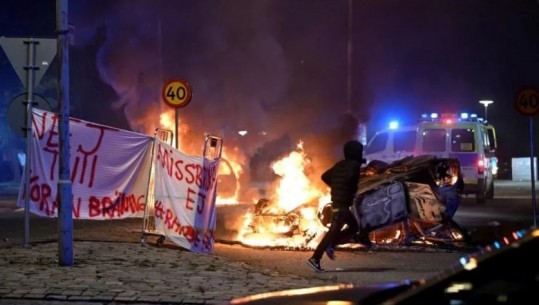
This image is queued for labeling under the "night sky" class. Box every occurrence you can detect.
[2,0,539,173]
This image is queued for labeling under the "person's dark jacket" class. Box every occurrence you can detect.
[321,140,364,209]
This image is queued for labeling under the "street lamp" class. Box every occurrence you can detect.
[479,100,494,121]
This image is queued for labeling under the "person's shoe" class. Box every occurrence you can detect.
[325,245,335,260]
[307,257,324,273]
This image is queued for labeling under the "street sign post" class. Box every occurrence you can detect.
[161,79,193,149]
[514,86,539,227]
[56,0,73,266]
[1,36,56,248]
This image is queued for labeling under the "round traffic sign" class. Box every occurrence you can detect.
[162,79,192,109]
[514,86,539,116]
[7,92,52,137]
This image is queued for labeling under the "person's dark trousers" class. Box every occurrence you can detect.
[312,208,358,261]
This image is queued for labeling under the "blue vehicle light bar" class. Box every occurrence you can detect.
[419,112,482,123]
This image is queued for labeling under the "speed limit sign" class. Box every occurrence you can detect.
[515,86,539,116]
[162,79,192,108]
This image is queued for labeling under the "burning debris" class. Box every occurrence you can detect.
[238,198,323,249]
[233,147,469,250]
[237,141,329,249]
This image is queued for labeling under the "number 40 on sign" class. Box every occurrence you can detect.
[515,86,539,117]
[162,79,192,109]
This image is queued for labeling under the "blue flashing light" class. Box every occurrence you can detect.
[389,120,399,129]
[419,112,485,123]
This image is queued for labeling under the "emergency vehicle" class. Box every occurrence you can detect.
[364,113,498,204]
[363,124,417,165]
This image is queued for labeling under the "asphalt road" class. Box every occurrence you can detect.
[1,179,536,288]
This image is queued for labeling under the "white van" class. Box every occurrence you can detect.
[364,113,498,204]
[364,125,418,165]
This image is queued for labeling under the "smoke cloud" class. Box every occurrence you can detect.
[69,0,539,181]
[71,1,352,146]
[69,0,365,195]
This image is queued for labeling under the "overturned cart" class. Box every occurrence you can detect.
[348,155,470,246]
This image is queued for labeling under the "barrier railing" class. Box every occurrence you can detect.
[140,128,173,246]
[140,131,224,247]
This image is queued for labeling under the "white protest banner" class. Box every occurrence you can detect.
[18,108,153,219]
[152,139,219,254]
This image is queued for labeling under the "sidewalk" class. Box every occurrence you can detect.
[0,213,334,305]
[0,183,334,304]
[0,240,333,305]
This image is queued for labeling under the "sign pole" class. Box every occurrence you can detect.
[161,79,192,150]
[531,117,537,227]
[57,0,73,266]
[175,109,179,149]
[514,86,539,228]
[0,29,58,250]
[23,38,38,248]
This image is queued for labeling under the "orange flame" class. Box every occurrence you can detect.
[237,141,330,249]
[270,141,324,212]
[159,110,175,132]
